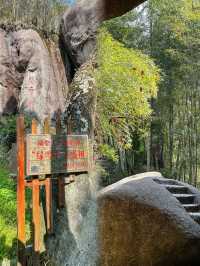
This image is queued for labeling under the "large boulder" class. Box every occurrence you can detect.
[0,26,68,121]
[60,0,146,70]
[98,172,200,266]
[46,169,101,266]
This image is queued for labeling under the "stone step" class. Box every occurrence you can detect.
[183,204,200,212]
[174,194,195,204]
[154,179,178,185]
[189,212,200,224]
[163,184,188,194]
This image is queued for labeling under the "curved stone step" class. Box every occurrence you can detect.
[173,194,195,204]
[154,179,178,185]
[189,212,200,224]
[163,184,188,194]
[183,204,200,212]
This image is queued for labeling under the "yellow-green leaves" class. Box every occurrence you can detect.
[95,29,160,149]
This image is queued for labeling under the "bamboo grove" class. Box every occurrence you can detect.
[100,0,200,186]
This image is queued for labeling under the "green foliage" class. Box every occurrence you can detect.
[95,29,160,150]
[0,116,17,149]
[148,0,200,183]
[98,144,119,163]
[0,115,31,150]
[0,167,16,260]
[0,166,31,261]
[103,8,148,50]
[0,115,32,260]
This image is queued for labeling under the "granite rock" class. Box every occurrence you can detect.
[0,27,68,121]
[98,172,200,266]
[60,0,146,69]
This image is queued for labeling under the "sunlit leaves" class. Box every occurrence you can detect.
[95,29,160,149]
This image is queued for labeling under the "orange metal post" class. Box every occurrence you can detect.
[31,118,38,135]
[43,117,53,234]
[44,116,50,134]
[32,179,40,265]
[17,115,26,266]
[45,177,53,234]
[31,119,41,265]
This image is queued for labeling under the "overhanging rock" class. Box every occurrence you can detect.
[98,172,200,266]
[60,0,146,69]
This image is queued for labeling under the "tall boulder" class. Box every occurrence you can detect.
[0,29,20,114]
[0,26,68,121]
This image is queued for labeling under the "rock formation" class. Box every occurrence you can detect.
[0,26,68,121]
[0,0,147,121]
[98,172,200,266]
[61,0,147,139]
[46,170,101,266]
[60,0,146,72]
[64,56,97,139]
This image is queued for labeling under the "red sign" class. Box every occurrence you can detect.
[26,135,89,175]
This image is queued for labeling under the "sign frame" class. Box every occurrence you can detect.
[26,134,89,176]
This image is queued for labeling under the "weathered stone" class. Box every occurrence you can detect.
[60,0,146,69]
[0,27,68,121]
[46,168,101,266]
[98,172,200,266]
[0,0,147,120]
[64,56,96,139]
[0,29,20,114]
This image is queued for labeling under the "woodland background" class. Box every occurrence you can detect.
[0,0,199,261]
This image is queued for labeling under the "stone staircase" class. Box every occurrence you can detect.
[155,178,200,224]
